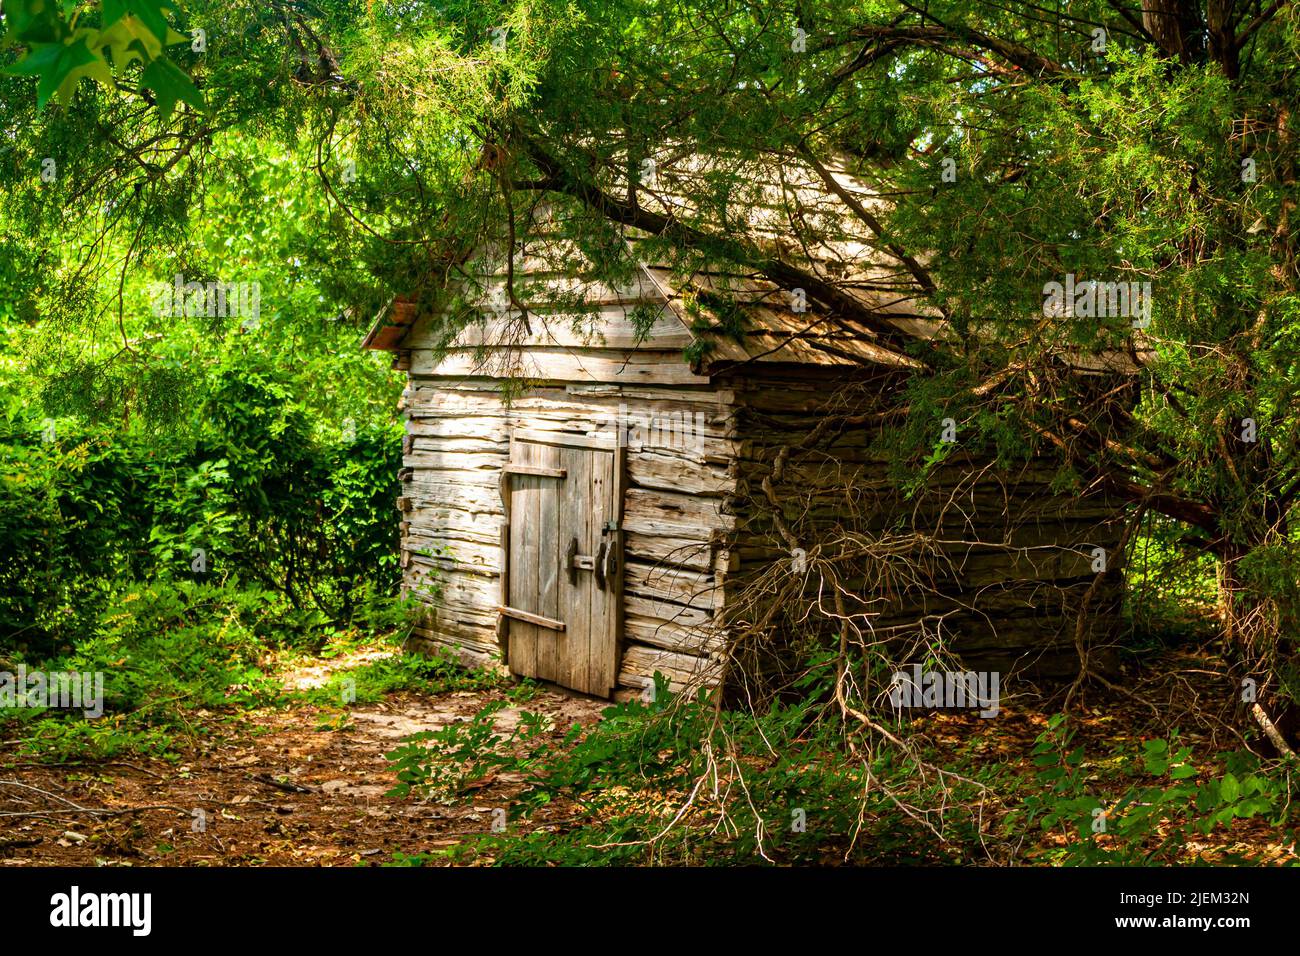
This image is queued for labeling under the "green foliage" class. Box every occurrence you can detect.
[0,52,410,761]
[386,700,561,801]
[383,676,1300,867]
[1020,716,1295,865]
[0,579,281,759]
[0,302,406,764]
[385,672,997,865]
[1125,515,1220,648]
[0,357,401,653]
[1,0,202,112]
[296,647,502,710]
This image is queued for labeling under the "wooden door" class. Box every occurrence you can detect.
[499,432,622,697]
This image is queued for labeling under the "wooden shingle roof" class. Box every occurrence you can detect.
[362,153,943,374]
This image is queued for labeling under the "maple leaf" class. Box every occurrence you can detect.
[4,36,98,110]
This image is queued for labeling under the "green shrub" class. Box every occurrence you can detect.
[1,580,282,760]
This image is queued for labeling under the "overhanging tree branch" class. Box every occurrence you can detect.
[518,134,925,360]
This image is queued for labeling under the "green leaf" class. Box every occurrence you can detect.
[1141,741,1169,775]
[2,41,64,79]
[1195,785,1217,812]
[101,0,175,44]
[1219,772,1240,803]
[97,16,166,69]
[52,29,115,106]
[140,56,205,119]
[2,2,62,43]
[4,36,99,109]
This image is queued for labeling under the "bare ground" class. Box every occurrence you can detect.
[0,665,605,866]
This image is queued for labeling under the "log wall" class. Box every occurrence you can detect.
[722,368,1126,679]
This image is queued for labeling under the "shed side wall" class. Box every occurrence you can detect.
[723,366,1125,679]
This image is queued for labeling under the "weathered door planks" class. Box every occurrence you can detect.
[502,434,622,696]
[559,444,591,692]
[535,442,562,685]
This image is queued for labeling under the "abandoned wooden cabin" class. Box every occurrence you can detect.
[362,163,1125,701]
[363,272,1125,701]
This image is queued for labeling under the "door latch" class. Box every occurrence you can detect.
[567,537,598,586]
[567,524,620,591]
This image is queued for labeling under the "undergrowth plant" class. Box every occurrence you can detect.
[384,672,1002,866]
[1019,715,1297,865]
[383,673,1300,867]
[1,580,282,760]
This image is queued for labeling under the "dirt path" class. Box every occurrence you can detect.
[0,668,606,866]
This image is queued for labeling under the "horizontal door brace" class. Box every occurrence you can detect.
[503,464,567,479]
[497,606,566,632]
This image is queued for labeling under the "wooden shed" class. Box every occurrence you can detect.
[364,157,1128,697]
[364,267,1124,701]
